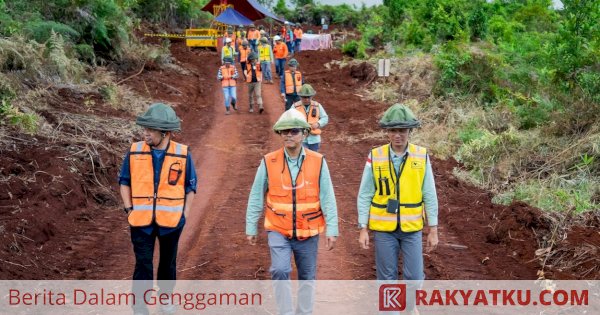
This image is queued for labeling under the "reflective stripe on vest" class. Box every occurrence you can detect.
[220,66,236,87]
[128,141,188,228]
[246,63,262,83]
[259,45,271,62]
[264,148,325,239]
[294,101,321,135]
[284,71,302,94]
[368,143,427,232]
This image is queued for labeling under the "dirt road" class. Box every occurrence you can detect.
[1,42,598,280]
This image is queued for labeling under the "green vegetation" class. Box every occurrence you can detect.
[274,0,373,27]
[0,0,212,132]
[329,0,599,213]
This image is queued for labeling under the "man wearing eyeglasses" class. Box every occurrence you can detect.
[245,109,338,315]
[356,103,438,315]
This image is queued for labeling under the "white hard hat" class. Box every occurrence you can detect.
[284,21,289,25]
[225,37,232,43]
[273,35,281,41]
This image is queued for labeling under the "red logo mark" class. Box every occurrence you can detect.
[379,284,406,311]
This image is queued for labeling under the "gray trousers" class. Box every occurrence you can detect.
[248,81,263,109]
[375,229,424,313]
[268,231,318,315]
[374,229,424,280]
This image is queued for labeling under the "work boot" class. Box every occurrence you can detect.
[249,108,254,113]
[231,100,237,110]
[259,107,264,114]
[225,109,230,115]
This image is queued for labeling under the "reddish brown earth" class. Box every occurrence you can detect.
[1,42,598,280]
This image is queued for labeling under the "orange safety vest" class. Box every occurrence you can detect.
[128,141,187,228]
[246,63,263,83]
[264,148,325,239]
[294,29,303,40]
[220,66,237,87]
[294,101,321,135]
[284,70,302,94]
[239,47,251,63]
[247,29,260,40]
[273,42,288,59]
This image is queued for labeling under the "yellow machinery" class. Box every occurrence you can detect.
[144,4,233,49]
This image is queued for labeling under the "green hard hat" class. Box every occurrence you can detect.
[248,52,258,60]
[260,37,268,43]
[136,103,181,132]
[297,84,316,97]
[379,103,421,129]
[288,58,299,67]
[273,108,310,132]
[223,56,233,63]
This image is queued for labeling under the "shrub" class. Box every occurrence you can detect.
[341,40,358,57]
[0,99,38,134]
[24,20,80,44]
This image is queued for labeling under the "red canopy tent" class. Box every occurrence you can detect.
[202,0,283,22]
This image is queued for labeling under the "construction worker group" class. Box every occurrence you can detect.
[218,23,308,115]
[122,22,438,315]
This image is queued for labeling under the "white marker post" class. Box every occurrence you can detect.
[378,58,391,101]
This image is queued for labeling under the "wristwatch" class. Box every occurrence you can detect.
[358,223,367,230]
[123,206,133,214]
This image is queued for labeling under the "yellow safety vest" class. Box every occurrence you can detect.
[258,45,271,62]
[369,143,427,232]
[222,46,235,59]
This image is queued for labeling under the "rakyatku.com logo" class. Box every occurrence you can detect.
[378,283,588,312]
[379,284,406,311]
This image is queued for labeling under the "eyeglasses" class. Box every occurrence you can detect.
[279,128,303,136]
[387,128,410,134]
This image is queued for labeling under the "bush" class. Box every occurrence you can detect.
[24,20,80,44]
[458,119,486,144]
[434,43,500,103]
[0,99,38,134]
[341,40,358,57]
[577,70,600,104]
[75,43,96,64]
[513,95,560,129]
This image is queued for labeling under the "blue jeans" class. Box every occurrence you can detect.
[276,58,286,77]
[302,142,320,152]
[131,225,183,315]
[286,41,293,54]
[222,86,236,109]
[249,39,257,53]
[295,39,301,53]
[268,231,318,315]
[261,61,273,81]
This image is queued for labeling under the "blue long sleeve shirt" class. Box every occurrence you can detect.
[357,145,438,227]
[246,147,339,237]
[119,142,197,235]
